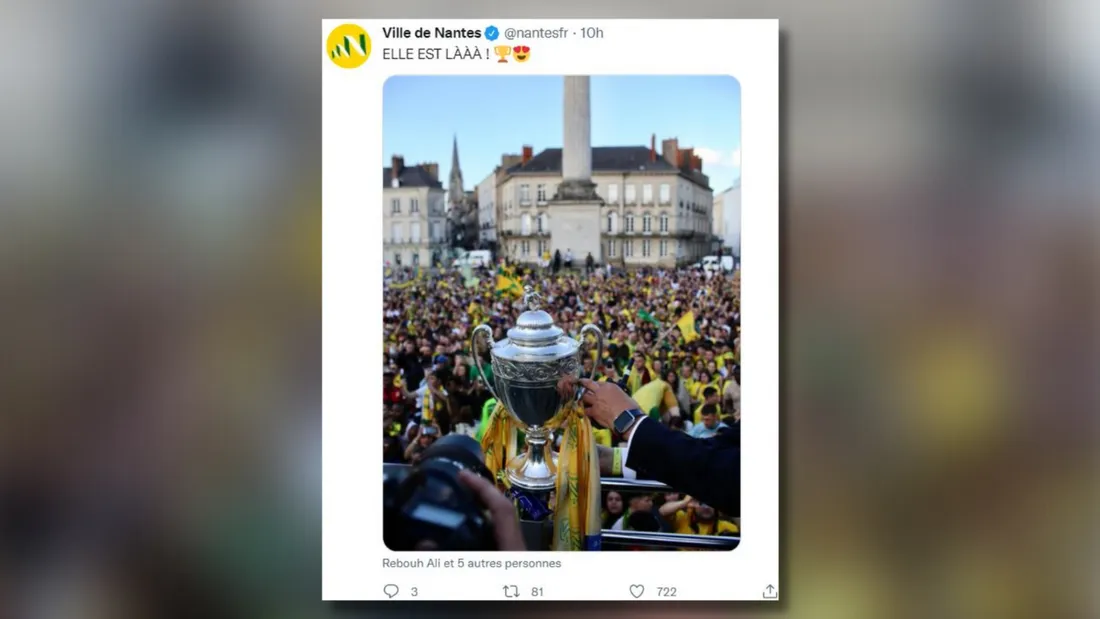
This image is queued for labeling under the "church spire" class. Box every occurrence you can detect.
[451,134,461,172]
[448,134,464,205]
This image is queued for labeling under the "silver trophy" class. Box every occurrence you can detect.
[471,288,605,491]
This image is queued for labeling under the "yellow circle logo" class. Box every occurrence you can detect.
[326,24,371,68]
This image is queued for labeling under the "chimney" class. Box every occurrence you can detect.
[679,148,694,170]
[522,145,533,164]
[692,155,702,171]
[501,154,522,169]
[421,162,439,180]
[650,134,656,162]
[661,138,679,166]
[390,155,404,181]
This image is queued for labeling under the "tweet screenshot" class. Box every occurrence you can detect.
[323,19,779,602]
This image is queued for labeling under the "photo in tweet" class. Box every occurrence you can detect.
[382,74,743,553]
[323,19,778,601]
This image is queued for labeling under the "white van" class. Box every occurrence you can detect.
[452,250,492,269]
[699,255,735,273]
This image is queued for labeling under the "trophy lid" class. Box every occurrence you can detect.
[496,288,577,359]
[508,308,564,347]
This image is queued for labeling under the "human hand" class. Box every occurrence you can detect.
[577,378,640,429]
[457,470,526,551]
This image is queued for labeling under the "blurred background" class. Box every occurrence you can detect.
[0,0,1096,617]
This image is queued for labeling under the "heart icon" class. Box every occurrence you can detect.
[629,584,644,599]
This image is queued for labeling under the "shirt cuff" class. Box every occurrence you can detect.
[620,417,646,479]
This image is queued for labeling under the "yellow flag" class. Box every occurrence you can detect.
[496,274,524,299]
[676,311,699,342]
[481,402,602,551]
[553,403,603,551]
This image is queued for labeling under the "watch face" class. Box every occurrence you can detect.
[614,409,641,433]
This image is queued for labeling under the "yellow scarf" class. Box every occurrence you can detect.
[479,402,602,551]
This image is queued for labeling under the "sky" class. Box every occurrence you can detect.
[382,75,742,193]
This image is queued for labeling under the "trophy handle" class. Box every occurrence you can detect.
[471,324,500,402]
[579,324,605,384]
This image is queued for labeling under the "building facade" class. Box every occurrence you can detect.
[712,181,742,257]
[498,137,717,267]
[476,172,497,247]
[476,153,523,254]
[382,155,447,268]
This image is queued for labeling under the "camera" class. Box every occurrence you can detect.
[383,434,498,550]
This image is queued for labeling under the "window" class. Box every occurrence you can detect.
[430,221,439,241]
[642,213,652,233]
[537,240,547,255]
[624,184,636,204]
[410,198,419,213]
[536,184,546,202]
[624,240,634,257]
[411,252,419,266]
[391,223,402,243]
[411,222,421,243]
[391,198,400,214]
[521,213,531,235]
[607,183,619,204]
[519,184,530,204]
[659,184,671,204]
[659,239,668,256]
[625,213,635,232]
[521,240,530,256]
[608,240,616,257]
[606,212,617,233]
[537,213,548,234]
[642,239,651,257]
[394,252,402,265]
[660,212,669,232]
[642,184,653,204]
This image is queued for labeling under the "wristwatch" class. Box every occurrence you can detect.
[612,408,646,436]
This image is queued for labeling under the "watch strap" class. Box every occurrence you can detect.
[613,408,645,434]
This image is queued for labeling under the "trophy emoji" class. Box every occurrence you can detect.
[494,45,512,63]
[472,288,604,491]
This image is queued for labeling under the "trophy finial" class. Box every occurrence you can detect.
[523,286,542,311]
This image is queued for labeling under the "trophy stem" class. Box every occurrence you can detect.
[507,426,559,492]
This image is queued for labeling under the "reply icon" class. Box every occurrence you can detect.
[383,584,399,598]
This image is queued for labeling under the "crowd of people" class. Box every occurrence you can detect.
[383,260,741,546]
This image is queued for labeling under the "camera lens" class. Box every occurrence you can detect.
[383,434,496,551]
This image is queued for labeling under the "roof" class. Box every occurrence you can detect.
[382,165,443,189]
[506,146,711,189]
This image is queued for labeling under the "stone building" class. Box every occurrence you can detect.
[497,76,716,267]
[382,155,446,268]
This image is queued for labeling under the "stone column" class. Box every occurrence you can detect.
[555,76,599,200]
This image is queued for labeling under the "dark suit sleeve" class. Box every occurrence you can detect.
[624,420,740,516]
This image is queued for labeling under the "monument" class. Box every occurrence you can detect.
[551,76,605,263]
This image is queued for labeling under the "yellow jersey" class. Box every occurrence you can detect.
[669,510,739,536]
[632,379,680,421]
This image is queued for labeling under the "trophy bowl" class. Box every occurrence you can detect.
[472,290,604,492]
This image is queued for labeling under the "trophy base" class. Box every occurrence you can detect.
[506,442,559,492]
